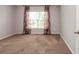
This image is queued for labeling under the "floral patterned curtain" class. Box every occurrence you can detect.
[44,6,51,34]
[23,6,31,34]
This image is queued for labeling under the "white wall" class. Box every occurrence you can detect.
[16,5,60,34]
[0,6,17,40]
[50,6,60,34]
[16,6,24,34]
[60,5,76,53]
[76,6,79,31]
[75,34,79,54]
[75,5,79,53]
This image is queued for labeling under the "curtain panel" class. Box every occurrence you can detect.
[44,6,51,35]
[23,6,31,34]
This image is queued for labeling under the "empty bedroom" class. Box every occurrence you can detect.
[0,5,78,54]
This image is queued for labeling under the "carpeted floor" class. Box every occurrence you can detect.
[0,34,71,54]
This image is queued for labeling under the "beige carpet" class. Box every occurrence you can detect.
[0,34,71,54]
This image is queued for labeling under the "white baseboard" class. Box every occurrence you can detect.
[60,34,74,54]
[16,32,60,35]
[16,32,23,34]
[51,32,60,34]
[0,33,17,40]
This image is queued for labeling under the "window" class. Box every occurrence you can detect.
[27,11,48,29]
